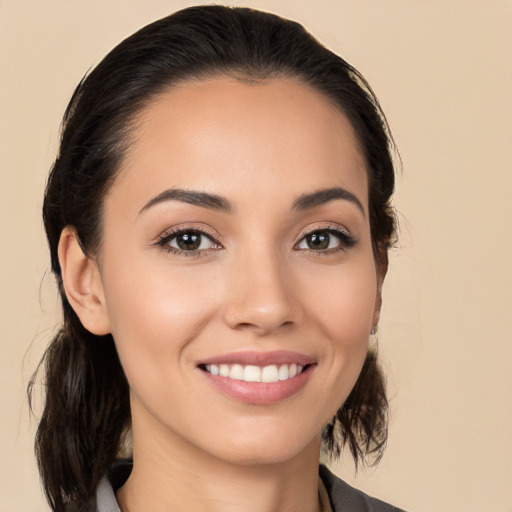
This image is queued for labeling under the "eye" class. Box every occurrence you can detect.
[156,228,221,256]
[296,228,355,252]
[168,231,212,251]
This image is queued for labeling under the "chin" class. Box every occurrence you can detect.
[205,427,321,467]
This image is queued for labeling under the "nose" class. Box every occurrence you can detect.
[222,250,298,335]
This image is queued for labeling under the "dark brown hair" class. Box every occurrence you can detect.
[31,5,396,510]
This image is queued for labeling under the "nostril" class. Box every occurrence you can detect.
[231,319,295,332]
[236,322,253,329]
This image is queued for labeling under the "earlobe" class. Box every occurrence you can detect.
[58,226,111,335]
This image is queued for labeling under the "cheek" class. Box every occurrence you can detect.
[100,259,221,378]
[99,263,222,429]
[301,257,377,343]
[299,258,377,405]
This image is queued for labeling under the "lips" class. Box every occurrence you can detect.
[198,351,316,404]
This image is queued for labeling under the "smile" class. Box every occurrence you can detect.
[203,363,305,382]
[198,351,316,405]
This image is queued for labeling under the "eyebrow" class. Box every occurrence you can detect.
[292,187,365,217]
[139,189,233,214]
[139,186,365,217]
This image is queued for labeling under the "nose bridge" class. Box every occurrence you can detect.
[222,242,296,334]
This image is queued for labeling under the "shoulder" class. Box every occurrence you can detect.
[65,459,132,512]
[64,477,119,512]
[95,459,132,512]
[319,465,406,512]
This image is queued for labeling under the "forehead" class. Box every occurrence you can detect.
[110,76,368,213]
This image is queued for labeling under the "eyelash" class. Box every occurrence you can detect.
[154,225,356,258]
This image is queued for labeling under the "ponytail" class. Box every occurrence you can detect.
[323,349,388,467]
[30,303,130,511]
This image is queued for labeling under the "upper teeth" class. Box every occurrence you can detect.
[205,363,304,382]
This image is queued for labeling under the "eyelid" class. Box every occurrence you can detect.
[154,224,220,242]
[297,223,352,240]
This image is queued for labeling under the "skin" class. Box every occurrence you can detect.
[59,77,385,512]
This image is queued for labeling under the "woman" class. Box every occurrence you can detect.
[33,5,401,512]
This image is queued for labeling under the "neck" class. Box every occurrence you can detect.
[117,409,322,512]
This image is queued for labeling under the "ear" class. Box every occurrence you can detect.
[58,226,111,335]
[372,244,389,332]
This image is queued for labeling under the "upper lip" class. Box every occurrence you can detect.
[198,350,316,367]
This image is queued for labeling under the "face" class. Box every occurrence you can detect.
[94,77,383,466]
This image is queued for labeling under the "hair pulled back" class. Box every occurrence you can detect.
[33,5,397,510]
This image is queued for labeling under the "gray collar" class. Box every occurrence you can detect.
[96,476,121,512]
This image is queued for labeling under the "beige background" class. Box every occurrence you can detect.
[1,1,511,511]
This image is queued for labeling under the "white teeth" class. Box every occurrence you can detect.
[278,364,289,381]
[205,363,306,382]
[229,364,244,380]
[244,365,261,382]
[261,365,279,383]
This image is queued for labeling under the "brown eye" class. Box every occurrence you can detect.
[304,232,331,250]
[296,228,355,252]
[165,230,217,252]
[174,232,201,250]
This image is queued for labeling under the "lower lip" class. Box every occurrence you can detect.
[200,365,315,405]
